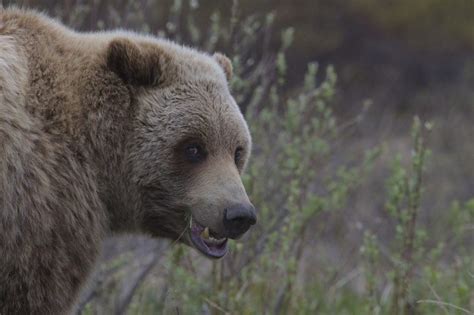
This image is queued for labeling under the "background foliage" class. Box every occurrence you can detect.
[2,0,473,314]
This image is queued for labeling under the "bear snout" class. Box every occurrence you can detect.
[223,203,257,239]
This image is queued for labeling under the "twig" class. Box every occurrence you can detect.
[203,297,231,315]
[426,282,450,315]
[416,300,473,314]
[115,243,167,315]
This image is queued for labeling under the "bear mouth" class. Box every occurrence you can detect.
[189,218,228,259]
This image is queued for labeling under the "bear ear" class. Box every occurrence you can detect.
[106,38,163,86]
[213,53,233,81]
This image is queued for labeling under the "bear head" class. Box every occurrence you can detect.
[106,37,256,258]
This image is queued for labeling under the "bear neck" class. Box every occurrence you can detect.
[6,11,141,233]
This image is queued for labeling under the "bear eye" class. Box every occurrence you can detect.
[184,143,206,163]
[234,147,244,165]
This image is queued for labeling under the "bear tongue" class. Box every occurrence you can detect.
[201,238,228,257]
[190,225,227,258]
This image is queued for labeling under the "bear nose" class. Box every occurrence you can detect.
[223,203,257,239]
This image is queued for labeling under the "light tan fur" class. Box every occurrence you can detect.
[0,8,252,314]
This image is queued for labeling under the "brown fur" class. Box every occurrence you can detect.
[0,8,252,314]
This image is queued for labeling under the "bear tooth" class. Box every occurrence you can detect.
[201,227,209,239]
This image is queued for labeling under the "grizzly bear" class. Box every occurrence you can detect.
[0,8,256,314]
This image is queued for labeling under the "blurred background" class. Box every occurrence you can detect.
[3,0,473,314]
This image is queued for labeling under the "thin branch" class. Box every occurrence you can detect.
[114,251,161,315]
[416,300,473,315]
